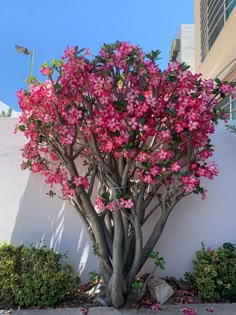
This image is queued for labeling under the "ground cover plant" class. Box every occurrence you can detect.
[17,41,235,308]
[185,243,236,302]
[0,243,79,309]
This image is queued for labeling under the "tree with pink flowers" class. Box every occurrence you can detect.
[17,42,235,308]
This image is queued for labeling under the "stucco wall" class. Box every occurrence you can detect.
[1,118,236,280]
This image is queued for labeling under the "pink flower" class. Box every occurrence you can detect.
[40,67,52,76]
[119,198,134,209]
[219,83,233,94]
[156,148,173,160]
[95,197,106,212]
[73,176,89,189]
[205,161,219,179]
[170,162,181,172]
[136,151,148,162]
[150,165,161,177]
[62,183,75,197]
[21,162,27,170]
[181,175,199,193]
[81,307,89,315]
[143,174,153,184]
[202,189,208,200]
[102,140,114,152]
[106,201,117,211]
[150,303,161,310]
[180,307,197,315]
[159,129,172,141]
[63,45,77,58]
[188,120,199,131]
[207,247,214,252]
[175,122,186,133]
[30,162,45,173]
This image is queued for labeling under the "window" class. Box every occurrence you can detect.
[216,90,236,120]
[226,0,236,18]
[200,0,236,62]
[231,98,236,119]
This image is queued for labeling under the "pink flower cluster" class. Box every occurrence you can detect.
[73,176,89,189]
[95,196,134,214]
[95,197,117,213]
[16,41,236,202]
[119,198,134,209]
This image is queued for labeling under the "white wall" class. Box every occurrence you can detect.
[0,118,236,280]
[0,118,98,281]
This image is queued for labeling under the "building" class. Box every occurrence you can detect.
[169,24,195,73]
[0,100,21,118]
[194,0,236,119]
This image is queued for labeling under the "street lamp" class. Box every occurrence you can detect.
[15,45,34,78]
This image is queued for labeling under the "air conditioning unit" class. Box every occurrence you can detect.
[172,39,180,53]
[169,39,180,61]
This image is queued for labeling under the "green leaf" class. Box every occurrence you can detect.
[114,99,127,112]
[18,125,26,131]
[127,55,136,66]
[145,49,161,62]
[213,88,220,95]
[214,78,222,86]
[138,117,146,125]
[137,94,145,102]
[54,83,62,94]
[191,93,197,99]
[173,135,182,143]
[180,62,190,71]
[116,192,123,199]
[40,61,50,69]
[220,93,226,98]
[149,251,157,259]
[196,186,204,194]
[38,135,45,144]
[101,193,110,200]
[167,73,176,82]
[126,142,134,150]
[52,59,63,68]
[166,108,176,117]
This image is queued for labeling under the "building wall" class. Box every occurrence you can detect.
[177,24,195,73]
[194,0,236,80]
[1,118,236,279]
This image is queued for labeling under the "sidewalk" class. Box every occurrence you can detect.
[1,304,236,315]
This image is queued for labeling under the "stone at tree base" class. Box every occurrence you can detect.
[87,283,106,298]
[148,278,174,304]
[173,277,191,290]
[87,284,111,306]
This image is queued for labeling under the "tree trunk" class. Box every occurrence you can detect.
[110,209,126,308]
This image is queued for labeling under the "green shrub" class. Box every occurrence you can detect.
[185,243,236,301]
[0,243,80,308]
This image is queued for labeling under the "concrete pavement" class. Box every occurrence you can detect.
[1,304,236,315]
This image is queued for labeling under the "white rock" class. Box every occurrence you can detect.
[148,278,174,304]
[87,283,106,298]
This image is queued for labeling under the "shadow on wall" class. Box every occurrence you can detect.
[10,172,99,282]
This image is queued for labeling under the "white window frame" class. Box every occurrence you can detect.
[218,78,236,120]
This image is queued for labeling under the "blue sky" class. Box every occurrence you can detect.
[0,1,193,111]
